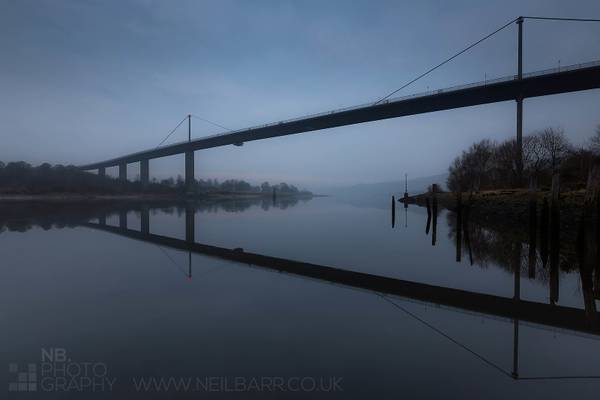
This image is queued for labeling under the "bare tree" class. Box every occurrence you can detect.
[492,139,517,188]
[538,127,572,171]
[589,124,600,156]
[523,134,547,186]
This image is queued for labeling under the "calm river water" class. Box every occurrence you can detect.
[1,196,599,399]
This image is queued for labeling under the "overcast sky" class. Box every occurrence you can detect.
[1,0,600,190]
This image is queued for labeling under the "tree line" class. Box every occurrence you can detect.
[0,161,311,196]
[447,125,600,193]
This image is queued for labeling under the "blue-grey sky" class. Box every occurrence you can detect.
[1,0,600,190]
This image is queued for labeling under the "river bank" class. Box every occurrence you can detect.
[400,189,589,229]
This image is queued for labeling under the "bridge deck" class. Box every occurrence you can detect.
[80,61,600,170]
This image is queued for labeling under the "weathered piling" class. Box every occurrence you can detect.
[391,195,396,228]
[583,161,600,306]
[425,197,432,235]
[577,214,598,328]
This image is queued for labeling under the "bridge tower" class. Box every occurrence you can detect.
[516,16,524,186]
[185,114,195,193]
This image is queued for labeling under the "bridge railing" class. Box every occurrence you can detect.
[161,60,600,149]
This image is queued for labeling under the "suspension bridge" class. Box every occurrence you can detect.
[79,16,600,188]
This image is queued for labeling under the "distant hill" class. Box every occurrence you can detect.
[326,173,448,201]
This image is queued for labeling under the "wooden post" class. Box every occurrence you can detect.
[425,197,431,235]
[584,162,600,220]
[391,196,396,228]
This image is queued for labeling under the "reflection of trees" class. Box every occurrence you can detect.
[446,209,583,285]
[0,196,310,233]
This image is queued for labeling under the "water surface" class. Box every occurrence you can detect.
[1,196,599,399]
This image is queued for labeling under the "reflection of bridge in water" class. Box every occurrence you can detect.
[83,210,600,380]
[84,207,600,338]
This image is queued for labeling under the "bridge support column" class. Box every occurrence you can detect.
[140,159,149,190]
[516,98,523,184]
[185,151,195,193]
[141,206,150,234]
[119,162,127,182]
[98,214,106,226]
[119,210,127,229]
[515,17,524,186]
[185,203,195,243]
[98,167,105,178]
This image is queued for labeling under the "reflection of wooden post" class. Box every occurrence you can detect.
[584,162,600,305]
[463,206,473,265]
[119,210,127,229]
[513,242,522,301]
[579,219,598,327]
[141,206,150,235]
[185,204,195,243]
[456,193,462,262]
[549,225,560,305]
[391,196,396,228]
[528,179,537,278]
[540,198,549,268]
[549,171,560,305]
[431,186,438,246]
[512,318,519,379]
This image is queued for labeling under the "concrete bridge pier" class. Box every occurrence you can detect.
[185,204,195,243]
[98,167,106,179]
[141,206,150,235]
[98,214,106,226]
[140,159,149,190]
[185,151,194,193]
[119,162,127,182]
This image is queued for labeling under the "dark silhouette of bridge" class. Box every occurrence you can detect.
[78,16,600,189]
